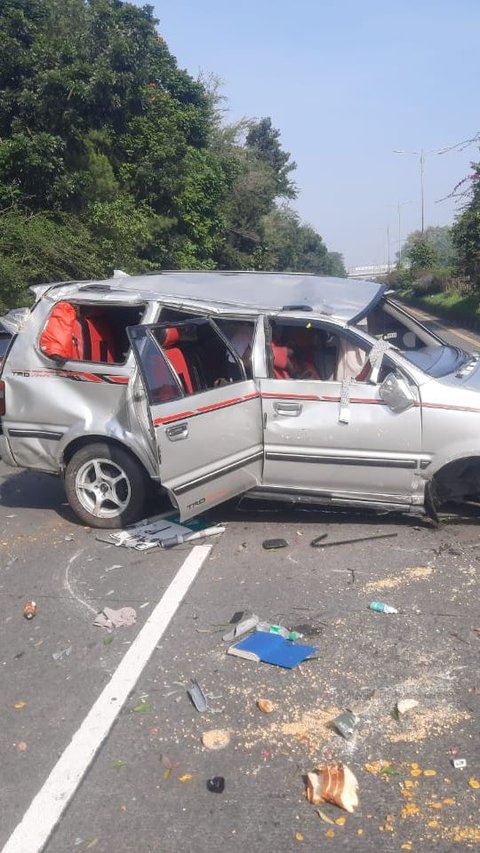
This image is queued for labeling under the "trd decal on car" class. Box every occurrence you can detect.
[11,368,129,384]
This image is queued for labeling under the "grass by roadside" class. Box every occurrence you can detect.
[396,287,480,328]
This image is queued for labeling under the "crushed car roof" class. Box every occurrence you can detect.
[35,271,386,324]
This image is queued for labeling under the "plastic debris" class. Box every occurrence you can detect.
[306,764,359,813]
[256,698,275,714]
[396,698,419,716]
[262,538,288,550]
[206,776,225,793]
[451,758,467,769]
[368,601,398,614]
[23,601,37,620]
[187,679,208,713]
[201,729,231,750]
[257,621,303,641]
[222,614,259,642]
[331,711,359,739]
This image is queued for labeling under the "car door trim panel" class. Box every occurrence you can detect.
[265,450,421,469]
[172,448,263,495]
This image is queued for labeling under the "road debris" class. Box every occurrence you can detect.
[262,538,288,550]
[306,764,359,812]
[93,606,136,632]
[256,698,275,713]
[23,601,37,620]
[396,698,419,716]
[206,776,225,793]
[202,729,231,750]
[96,514,225,550]
[451,758,467,769]
[187,679,208,713]
[331,711,359,739]
[222,614,259,642]
[368,601,398,614]
[227,630,316,669]
[310,533,328,547]
[52,646,72,661]
[161,525,225,549]
[311,532,398,549]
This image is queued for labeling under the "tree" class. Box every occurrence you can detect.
[452,163,480,287]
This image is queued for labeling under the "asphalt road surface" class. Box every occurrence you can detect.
[1,309,479,853]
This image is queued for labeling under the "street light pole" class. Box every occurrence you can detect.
[394,149,426,233]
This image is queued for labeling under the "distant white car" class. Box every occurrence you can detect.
[0,271,479,528]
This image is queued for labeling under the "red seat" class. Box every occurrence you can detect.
[271,343,291,379]
[161,328,194,395]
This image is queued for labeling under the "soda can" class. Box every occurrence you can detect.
[23,601,37,620]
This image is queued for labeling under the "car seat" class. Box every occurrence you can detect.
[159,327,195,395]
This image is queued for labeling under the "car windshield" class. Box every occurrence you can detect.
[359,298,469,378]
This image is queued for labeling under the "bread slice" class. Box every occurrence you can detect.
[306,763,359,813]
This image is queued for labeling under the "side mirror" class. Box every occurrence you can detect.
[379,372,416,413]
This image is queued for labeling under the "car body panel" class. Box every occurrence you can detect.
[1,269,480,525]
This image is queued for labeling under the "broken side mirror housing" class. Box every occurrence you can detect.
[379,372,416,413]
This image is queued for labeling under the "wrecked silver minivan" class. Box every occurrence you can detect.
[1,270,479,528]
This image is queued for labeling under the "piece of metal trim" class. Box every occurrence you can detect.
[172,449,263,495]
[265,451,418,469]
[8,429,63,441]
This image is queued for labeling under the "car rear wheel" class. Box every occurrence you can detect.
[65,442,150,528]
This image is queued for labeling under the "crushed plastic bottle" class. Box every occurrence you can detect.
[368,601,398,614]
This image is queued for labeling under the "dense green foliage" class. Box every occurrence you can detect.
[452,164,480,288]
[0,0,344,312]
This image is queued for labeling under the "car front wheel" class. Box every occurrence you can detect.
[65,442,150,528]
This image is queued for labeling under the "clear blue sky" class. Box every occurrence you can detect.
[135,0,479,268]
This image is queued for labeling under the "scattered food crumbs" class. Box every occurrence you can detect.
[14,702,26,709]
[294,832,304,842]
[429,802,443,810]
[400,845,412,851]
[120,805,127,812]
[179,774,192,782]
[16,741,27,752]
[428,820,439,828]
[469,777,480,789]
[325,830,335,838]
[335,817,346,826]
[357,828,364,835]
[443,798,455,805]
[410,768,422,777]
[423,769,437,777]
[401,803,420,818]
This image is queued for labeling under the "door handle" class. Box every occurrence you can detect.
[166,422,189,440]
[273,402,302,416]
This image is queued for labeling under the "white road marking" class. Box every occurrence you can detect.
[2,544,212,853]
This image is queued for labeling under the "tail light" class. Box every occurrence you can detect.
[0,380,5,416]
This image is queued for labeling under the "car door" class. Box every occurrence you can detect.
[128,319,263,520]
[260,317,426,508]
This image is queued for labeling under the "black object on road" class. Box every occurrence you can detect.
[312,532,398,549]
[207,776,225,793]
[262,538,288,550]
[310,533,328,547]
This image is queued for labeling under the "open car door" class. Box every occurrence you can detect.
[128,319,263,520]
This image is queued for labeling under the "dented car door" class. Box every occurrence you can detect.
[128,319,263,520]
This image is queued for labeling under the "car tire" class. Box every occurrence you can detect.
[65,442,150,529]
